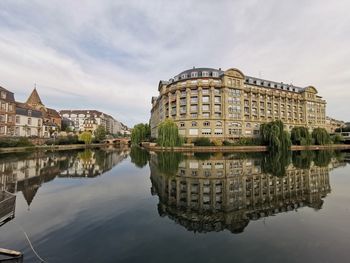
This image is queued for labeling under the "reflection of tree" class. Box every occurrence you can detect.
[314,150,332,167]
[292,151,314,169]
[130,147,150,168]
[157,152,185,176]
[94,150,107,169]
[261,151,291,177]
[78,150,93,165]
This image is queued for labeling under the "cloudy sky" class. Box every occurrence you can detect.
[0,0,349,126]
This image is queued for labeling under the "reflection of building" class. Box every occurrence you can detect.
[0,149,128,208]
[150,68,327,139]
[150,154,337,233]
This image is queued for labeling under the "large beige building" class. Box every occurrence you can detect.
[150,67,327,139]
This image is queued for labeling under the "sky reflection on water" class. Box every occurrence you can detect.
[0,148,350,263]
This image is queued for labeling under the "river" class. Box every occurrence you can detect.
[0,148,349,262]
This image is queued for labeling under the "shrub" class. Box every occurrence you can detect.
[0,137,33,148]
[193,137,214,146]
[331,134,344,144]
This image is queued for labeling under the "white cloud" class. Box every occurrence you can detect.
[0,0,349,126]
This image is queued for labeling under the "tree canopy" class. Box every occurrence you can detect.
[157,119,184,147]
[260,120,291,152]
[131,123,151,145]
[79,132,92,145]
[94,125,107,142]
[291,126,311,145]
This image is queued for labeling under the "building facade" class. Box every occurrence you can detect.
[150,67,327,139]
[15,103,44,137]
[0,86,16,136]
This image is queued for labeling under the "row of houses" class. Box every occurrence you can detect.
[0,86,129,138]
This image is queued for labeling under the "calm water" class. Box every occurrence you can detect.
[0,148,350,263]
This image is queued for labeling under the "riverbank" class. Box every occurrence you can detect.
[142,143,350,152]
[0,143,124,154]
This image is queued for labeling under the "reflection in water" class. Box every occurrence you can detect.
[0,148,129,210]
[150,151,346,234]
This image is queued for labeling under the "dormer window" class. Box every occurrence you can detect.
[212,71,219,77]
[202,71,209,77]
[181,74,187,79]
[191,72,198,78]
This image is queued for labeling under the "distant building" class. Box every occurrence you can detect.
[60,110,125,134]
[325,116,346,133]
[0,86,16,136]
[150,67,327,139]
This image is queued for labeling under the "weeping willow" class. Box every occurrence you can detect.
[291,127,311,145]
[312,128,331,145]
[157,119,184,147]
[260,120,291,152]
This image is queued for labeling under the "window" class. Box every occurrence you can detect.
[28,118,32,125]
[203,121,210,126]
[180,122,185,127]
[212,71,219,77]
[181,74,187,79]
[202,105,210,111]
[202,71,209,77]
[216,121,222,127]
[202,96,210,103]
[191,121,197,127]
[191,72,198,78]
[0,91,6,99]
[189,128,198,135]
[1,103,5,110]
[15,116,20,124]
[0,114,6,122]
[214,128,223,135]
[202,113,210,118]
[9,104,13,111]
[246,123,251,128]
[214,96,221,103]
[190,105,198,112]
[202,128,211,135]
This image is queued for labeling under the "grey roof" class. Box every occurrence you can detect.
[169,67,224,83]
[245,76,304,93]
[0,86,15,102]
[16,106,43,118]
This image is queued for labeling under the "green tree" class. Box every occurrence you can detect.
[260,120,291,152]
[291,127,311,145]
[79,132,92,145]
[131,123,151,146]
[312,128,331,145]
[157,119,184,147]
[94,125,107,142]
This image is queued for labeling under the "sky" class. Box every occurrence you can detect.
[0,0,349,127]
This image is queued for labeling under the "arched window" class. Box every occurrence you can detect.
[191,121,197,127]
[216,121,222,127]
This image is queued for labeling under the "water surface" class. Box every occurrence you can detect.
[0,148,350,262]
